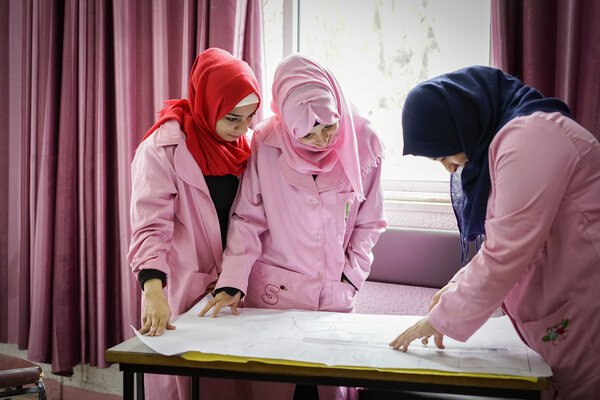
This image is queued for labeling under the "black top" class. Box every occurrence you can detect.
[138,174,239,290]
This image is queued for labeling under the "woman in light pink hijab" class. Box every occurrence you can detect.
[201,54,387,400]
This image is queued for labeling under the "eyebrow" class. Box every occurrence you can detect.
[227,111,256,118]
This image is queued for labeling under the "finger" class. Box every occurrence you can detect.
[138,324,150,335]
[155,320,166,336]
[148,318,160,337]
[389,335,409,351]
[198,300,217,317]
[434,333,445,349]
[166,322,176,330]
[230,301,239,316]
[211,301,225,318]
[138,318,151,334]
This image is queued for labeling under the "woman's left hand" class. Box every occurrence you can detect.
[389,317,445,352]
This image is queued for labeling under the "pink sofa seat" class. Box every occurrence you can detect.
[355,281,438,316]
[357,227,503,318]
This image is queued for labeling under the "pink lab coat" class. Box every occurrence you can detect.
[216,116,387,400]
[129,120,249,400]
[428,112,600,399]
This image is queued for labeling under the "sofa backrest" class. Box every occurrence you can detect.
[369,227,465,289]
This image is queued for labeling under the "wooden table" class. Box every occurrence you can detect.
[106,335,547,399]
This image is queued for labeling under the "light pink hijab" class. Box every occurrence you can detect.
[271,54,369,200]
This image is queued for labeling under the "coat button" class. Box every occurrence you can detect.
[314,233,321,240]
[311,197,318,204]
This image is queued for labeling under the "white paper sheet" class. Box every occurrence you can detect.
[132,296,552,378]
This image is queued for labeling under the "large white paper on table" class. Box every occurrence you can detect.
[132,295,551,378]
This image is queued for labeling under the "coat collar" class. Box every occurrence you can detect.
[265,129,347,193]
[156,121,212,195]
[154,120,225,258]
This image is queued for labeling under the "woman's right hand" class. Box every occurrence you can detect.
[415,281,454,346]
[198,290,242,318]
[139,278,176,336]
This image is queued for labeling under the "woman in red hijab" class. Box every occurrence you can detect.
[128,48,260,400]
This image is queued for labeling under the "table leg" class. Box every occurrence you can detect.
[136,372,145,400]
[123,370,134,400]
[190,376,199,400]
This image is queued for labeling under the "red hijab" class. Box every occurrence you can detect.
[143,48,261,176]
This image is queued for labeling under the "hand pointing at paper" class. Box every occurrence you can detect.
[389,317,445,352]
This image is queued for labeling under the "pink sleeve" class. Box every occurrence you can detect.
[342,160,387,290]
[428,115,578,341]
[127,141,177,279]
[215,137,267,294]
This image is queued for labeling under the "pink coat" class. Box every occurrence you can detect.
[128,120,248,400]
[216,116,386,312]
[428,112,600,398]
[129,120,224,316]
[215,115,386,400]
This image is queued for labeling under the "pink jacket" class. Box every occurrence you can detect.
[129,119,253,400]
[216,116,387,313]
[429,112,600,394]
[128,120,224,317]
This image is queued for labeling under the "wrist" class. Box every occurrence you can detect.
[143,278,165,295]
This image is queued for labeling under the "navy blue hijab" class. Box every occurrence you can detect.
[402,66,571,263]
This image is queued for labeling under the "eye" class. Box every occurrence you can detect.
[323,124,334,130]
[302,132,314,139]
[226,117,239,123]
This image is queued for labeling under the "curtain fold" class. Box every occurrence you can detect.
[0,0,265,374]
[492,0,600,139]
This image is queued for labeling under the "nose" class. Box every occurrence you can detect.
[236,119,248,134]
[319,132,333,147]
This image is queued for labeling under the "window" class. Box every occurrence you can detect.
[263,0,491,225]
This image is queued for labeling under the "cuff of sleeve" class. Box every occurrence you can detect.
[138,269,167,290]
[214,287,245,298]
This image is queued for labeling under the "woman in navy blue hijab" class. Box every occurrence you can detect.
[402,66,571,257]
[390,66,600,399]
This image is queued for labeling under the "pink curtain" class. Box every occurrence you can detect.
[0,0,265,374]
[492,0,600,139]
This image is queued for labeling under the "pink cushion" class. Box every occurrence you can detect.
[355,281,438,316]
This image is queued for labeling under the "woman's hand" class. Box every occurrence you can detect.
[198,290,242,318]
[389,317,445,352]
[139,279,175,336]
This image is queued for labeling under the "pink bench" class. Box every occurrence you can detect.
[356,227,465,316]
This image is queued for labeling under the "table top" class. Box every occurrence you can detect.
[106,335,547,392]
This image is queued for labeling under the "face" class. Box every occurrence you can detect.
[297,122,339,148]
[433,152,468,173]
[215,103,258,141]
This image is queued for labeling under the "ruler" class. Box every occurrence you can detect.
[302,337,508,354]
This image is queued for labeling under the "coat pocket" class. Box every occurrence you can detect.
[520,300,600,388]
[325,279,357,313]
[336,192,356,246]
[244,261,322,311]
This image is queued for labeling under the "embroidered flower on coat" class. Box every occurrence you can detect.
[542,318,569,346]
